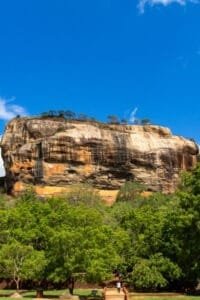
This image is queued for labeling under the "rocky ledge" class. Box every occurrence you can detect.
[0,117,199,197]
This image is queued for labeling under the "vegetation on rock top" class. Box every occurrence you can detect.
[14,110,152,126]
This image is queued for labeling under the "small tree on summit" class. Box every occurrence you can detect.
[58,110,65,118]
[78,113,88,121]
[64,110,76,119]
[107,115,119,124]
[140,118,151,125]
[121,118,127,125]
[48,110,57,117]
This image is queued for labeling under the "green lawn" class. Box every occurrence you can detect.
[0,290,199,300]
[23,289,102,298]
[0,289,102,299]
[129,297,200,300]
[140,298,200,300]
[0,290,19,296]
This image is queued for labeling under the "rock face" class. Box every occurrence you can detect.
[0,117,199,197]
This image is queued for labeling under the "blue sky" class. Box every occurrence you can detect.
[0,0,200,143]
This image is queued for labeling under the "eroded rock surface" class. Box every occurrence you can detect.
[1,117,198,196]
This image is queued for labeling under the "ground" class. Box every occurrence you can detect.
[0,289,199,300]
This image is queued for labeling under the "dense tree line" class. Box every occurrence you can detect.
[0,166,199,292]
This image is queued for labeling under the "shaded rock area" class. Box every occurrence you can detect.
[0,117,199,198]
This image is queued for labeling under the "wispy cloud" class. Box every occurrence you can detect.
[138,0,199,13]
[129,107,138,124]
[0,97,27,121]
[0,147,5,177]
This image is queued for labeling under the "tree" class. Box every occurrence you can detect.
[0,241,46,290]
[44,199,128,288]
[64,110,76,120]
[88,117,97,122]
[65,184,103,207]
[107,115,120,124]
[161,165,200,290]
[116,181,146,203]
[179,164,200,195]
[112,193,182,290]
[78,113,88,121]
[133,119,140,125]
[140,118,151,125]
[40,112,49,118]
[0,192,128,291]
[131,254,181,290]
[58,110,65,118]
[47,110,56,117]
[121,119,127,125]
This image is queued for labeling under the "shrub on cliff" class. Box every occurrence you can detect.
[65,184,103,207]
[116,181,146,204]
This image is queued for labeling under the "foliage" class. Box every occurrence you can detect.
[140,118,151,125]
[107,115,120,124]
[112,193,182,290]
[0,164,200,290]
[116,181,146,203]
[65,184,103,207]
[131,254,181,290]
[0,240,46,290]
[179,164,200,195]
[0,190,128,288]
[45,198,128,284]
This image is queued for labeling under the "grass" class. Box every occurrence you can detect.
[0,290,199,300]
[138,298,200,300]
[0,289,102,299]
[23,289,101,297]
[0,291,18,296]
[129,297,200,300]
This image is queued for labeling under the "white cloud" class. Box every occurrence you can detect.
[0,97,27,121]
[138,0,199,13]
[129,107,138,124]
[0,97,27,178]
[0,147,5,177]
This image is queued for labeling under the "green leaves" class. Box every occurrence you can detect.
[116,181,146,204]
[0,164,200,292]
[0,190,128,287]
[0,241,46,290]
[131,259,167,290]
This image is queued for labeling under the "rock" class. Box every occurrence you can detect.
[60,291,79,300]
[60,296,79,300]
[1,117,199,199]
[10,292,23,298]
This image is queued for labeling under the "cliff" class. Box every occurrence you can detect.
[0,117,199,199]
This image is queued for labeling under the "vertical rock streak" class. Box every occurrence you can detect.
[0,117,198,195]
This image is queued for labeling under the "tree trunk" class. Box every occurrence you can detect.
[68,276,75,295]
[36,289,44,298]
[15,278,20,291]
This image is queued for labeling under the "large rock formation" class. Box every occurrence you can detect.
[0,117,199,199]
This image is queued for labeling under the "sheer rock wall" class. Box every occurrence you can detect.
[1,117,198,197]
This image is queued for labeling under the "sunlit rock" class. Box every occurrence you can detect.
[1,117,198,198]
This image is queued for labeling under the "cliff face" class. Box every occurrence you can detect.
[1,117,198,197]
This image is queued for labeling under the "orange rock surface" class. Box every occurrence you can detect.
[1,117,199,199]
